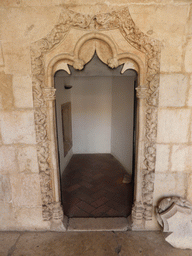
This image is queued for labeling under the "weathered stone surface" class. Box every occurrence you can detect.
[17,146,39,173]
[157,109,191,143]
[0,111,36,144]
[0,202,16,230]
[129,4,188,72]
[0,230,189,256]
[171,145,192,172]
[13,207,50,230]
[0,174,12,202]
[10,173,41,207]
[153,173,187,203]
[159,74,188,107]
[22,0,61,6]
[187,5,192,36]
[0,7,61,43]
[185,38,192,73]
[0,232,20,256]
[187,174,192,203]
[0,146,17,174]
[68,218,129,231]
[0,41,4,66]
[156,197,192,249]
[0,72,13,110]
[12,75,33,108]
[0,0,21,7]
[3,42,31,76]
[187,75,192,107]
[155,144,170,173]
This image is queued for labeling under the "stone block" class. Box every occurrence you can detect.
[171,145,186,172]
[171,145,192,172]
[13,207,50,230]
[155,144,170,173]
[129,4,188,72]
[160,43,183,73]
[0,111,36,144]
[0,146,17,174]
[159,74,188,107]
[0,202,17,230]
[3,42,31,76]
[13,75,33,108]
[0,174,12,203]
[10,173,41,207]
[157,109,190,143]
[185,38,192,73]
[17,146,39,173]
[153,172,187,204]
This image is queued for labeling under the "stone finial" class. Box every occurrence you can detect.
[73,59,85,70]
[156,196,192,249]
[107,57,119,69]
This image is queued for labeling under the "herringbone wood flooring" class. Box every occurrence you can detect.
[61,154,133,217]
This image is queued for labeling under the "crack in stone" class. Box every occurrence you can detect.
[7,233,21,256]
[112,231,122,255]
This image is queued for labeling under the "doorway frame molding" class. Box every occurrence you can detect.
[30,7,161,230]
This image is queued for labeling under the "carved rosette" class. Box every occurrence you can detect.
[30,7,161,222]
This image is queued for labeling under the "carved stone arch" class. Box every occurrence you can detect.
[31,7,161,231]
[73,32,119,68]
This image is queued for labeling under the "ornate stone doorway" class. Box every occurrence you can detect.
[30,7,161,231]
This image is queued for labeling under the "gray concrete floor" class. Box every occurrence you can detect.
[1,231,192,256]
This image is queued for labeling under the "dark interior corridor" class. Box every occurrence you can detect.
[61,154,133,218]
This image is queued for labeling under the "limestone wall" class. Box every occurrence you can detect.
[0,0,191,230]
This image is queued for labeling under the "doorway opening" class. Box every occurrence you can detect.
[54,54,137,219]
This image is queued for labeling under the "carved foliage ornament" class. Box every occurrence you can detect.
[31,7,161,221]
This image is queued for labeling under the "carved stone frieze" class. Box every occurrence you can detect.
[43,88,56,101]
[30,7,161,223]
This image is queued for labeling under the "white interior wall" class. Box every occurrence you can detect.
[111,76,135,174]
[54,75,73,175]
[71,77,112,154]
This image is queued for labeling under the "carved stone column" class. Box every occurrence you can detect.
[43,87,67,231]
[131,85,148,230]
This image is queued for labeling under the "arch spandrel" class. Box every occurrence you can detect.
[31,7,161,230]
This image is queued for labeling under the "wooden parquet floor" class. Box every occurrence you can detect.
[61,154,133,217]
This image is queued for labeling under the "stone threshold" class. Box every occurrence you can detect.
[67,217,130,231]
